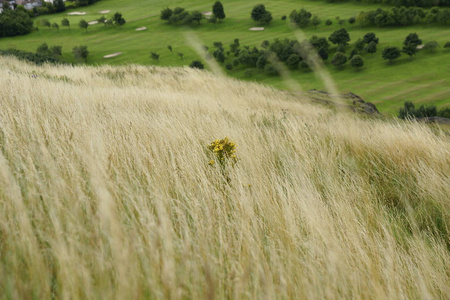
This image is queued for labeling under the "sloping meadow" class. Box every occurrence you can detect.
[0,57,449,299]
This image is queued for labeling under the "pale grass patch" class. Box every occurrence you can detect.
[0,57,449,299]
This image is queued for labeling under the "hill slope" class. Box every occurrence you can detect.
[0,58,449,299]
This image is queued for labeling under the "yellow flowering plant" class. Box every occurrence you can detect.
[207,137,237,167]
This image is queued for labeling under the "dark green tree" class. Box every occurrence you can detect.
[312,15,321,28]
[350,55,364,69]
[286,54,301,69]
[403,43,418,58]
[51,45,63,57]
[212,1,226,22]
[51,23,59,31]
[354,38,365,52]
[331,52,347,67]
[404,33,422,47]
[72,45,89,62]
[190,60,204,69]
[424,41,439,52]
[61,18,70,29]
[79,19,89,32]
[37,42,51,56]
[363,33,379,44]
[161,8,173,21]
[41,19,51,29]
[366,41,377,54]
[98,15,107,26]
[329,28,350,46]
[178,52,184,60]
[53,0,65,12]
[289,8,312,27]
[325,19,332,26]
[191,11,203,24]
[113,12,126,26]
[382,46,401,63]
[150,52,160,62]
[348,17,356,24]
[251,4,272,25]
[167,45,173,53]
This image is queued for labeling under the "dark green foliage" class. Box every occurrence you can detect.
[331,52,348,67]
[167,45,173,53]
[438,107,450,118]
[281,15,287,21]
[256,55,267,69]
[325,19,333,26]
[348,16,356,24]
[225,63,233,70]
[53,0,66,12]
[382,46,401,63]
[404,33,422,47]
[299,60,309,70]
[113,12,126,26]
[161,8,173,21]
[286,54,301,69]
[191,11,203,24]
[336,43,346,53]
[444,41,450,48]
[72,45,89,62]
[150,52,160,61]
[349,49,358,59]
[41,19,51,29]
[61,18,70,29]
[289,8,312,27]
[0,49,60,65]
[310,36,330,51]
[251,4,272,25]
[264,64,279,75]
[366,41,377,54]
[212,1,226,21]
[51,45,63,57]
[178,53,184,60]
[329,28,350,46]
[312,15,321,28]
[423,41,439,52]
[350,55,364,69]
[37,42,51,56]
[98,15,107,25]
[260,40,270,49]
[354,38,366,52]
[51,23,59,31]
[403,44,418,58]
[79,19,89,32]
[398,101,439,119]
[363,33,379,44]
[318,47,329,60]
[189,60,204,69]
[213,50,225,63]
[357,7,450,26]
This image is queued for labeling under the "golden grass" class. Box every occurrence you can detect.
[0,57,449,299]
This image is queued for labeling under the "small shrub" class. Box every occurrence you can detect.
[207,137,237,166]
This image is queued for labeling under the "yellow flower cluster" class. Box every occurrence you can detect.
[207,137,237,165]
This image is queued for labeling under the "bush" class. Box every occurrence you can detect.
[331,52,347,67]
[189,60,204,69]
[350,55,364,69]
[0,9,33,37]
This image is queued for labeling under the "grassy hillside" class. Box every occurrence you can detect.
[0,57,449,299]
[0,0,449,115]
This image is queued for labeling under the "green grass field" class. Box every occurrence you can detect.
[1,0,449,115]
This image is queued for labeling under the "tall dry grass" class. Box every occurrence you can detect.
[0,57,449,299]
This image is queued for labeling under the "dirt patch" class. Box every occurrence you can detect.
[103,52,122,59]
[249,27,264,31]
[88,21,99,25]
[67,12,86,16]
[99,10,110,14]
[136,27,147,31]
[202,11,212,16]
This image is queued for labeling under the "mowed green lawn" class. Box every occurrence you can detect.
[1,0,449,115]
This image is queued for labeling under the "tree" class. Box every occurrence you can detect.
[312,15,321,29]
[72,45,89,62]
[53,0,65,12]
[51,23,59,31]
[329,28,350,46]
[366,41,377,54]
[37,42,51,56]
[79,19,89,32]
[403,43,418,58]
[178,52,184,60]
[350,55,364,69]
[212,1,226,22]
[286,54,301,69]
[190,60,204,69]
[336,43,346,53]
[150,52,160,62]
[191,11,203,24]
[363,33,379,44]
[348,17,356,24]
[404,33,422,47]
[41,19,51,30]
[213,50,225,63]
[444,41,450,49]
[167,45,173,53]
[354,38,365,52]
[281,15,287,21]
[423,41,439,52]
[264,64,279,75]
[61,18,70,30]
[318,48,328,60]
[289,8,312,27]
[382,46,401,63]
[114,12,126,26]
[251,4,272,25]
[51,45,62,57]
[161,8,173,21]
[325,19,332,26]
[98,15,107,26]
[331,52,347,67]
